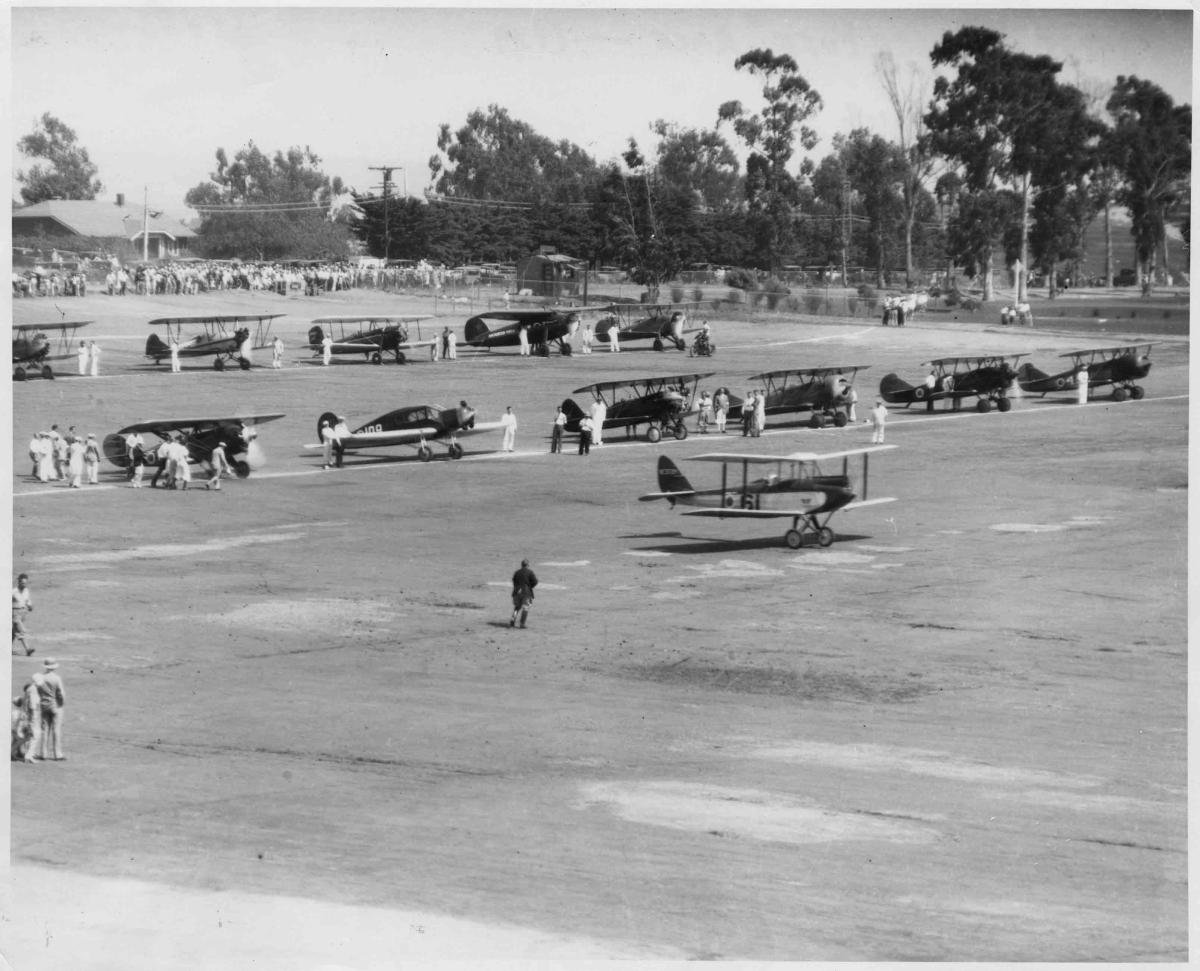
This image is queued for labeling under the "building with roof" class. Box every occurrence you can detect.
[515,248,583,299]
[12,195,197,260]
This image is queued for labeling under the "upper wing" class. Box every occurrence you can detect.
[117,413,285,435]
[750,365,869,382]
[311,316,432,325]
[573,372,716,395]
[13,321,93,332]
[688,445,897,465]
[1059,342,1155,361]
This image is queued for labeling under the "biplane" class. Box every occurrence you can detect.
[12,320,92,381]
[305,404,503,462]
[593,301,704,351]
[561,372,715,443]
[638,446,897,549]
[102,413,285,478]
[145,314,284,370]
[879,354,1026,413]
[306,315,435,365]
[463,304,612,356]
[1016,343,1153,401]
[744,365,870,427]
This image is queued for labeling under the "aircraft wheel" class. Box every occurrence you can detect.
[13,368,26,382]
[233,460,251,479]
[214,357,225,371]
[833,412,848,427]
[1130,385,1145,400]
[560,344,572,357]
[646,426,662,444]
[417,446,433,462]
[1112,387,1128,402]
[675,338,686,351]
[673,423,688,441]
[975,398,991,413]
[809,414,823,429]
[817,527,835,548]
[41,364,54,380]
[449,443,464,459]
[652,337,664,352]
[536,345,550,358]
[997,396,1012,412]
[239,357,251,371]
[785,529,804,550]
[371,351,383,365]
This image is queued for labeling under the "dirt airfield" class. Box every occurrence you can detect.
[5,287,1189,965]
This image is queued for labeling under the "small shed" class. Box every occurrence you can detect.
[515,250,582,299]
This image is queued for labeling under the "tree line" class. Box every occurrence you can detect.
[16,28,1190,296]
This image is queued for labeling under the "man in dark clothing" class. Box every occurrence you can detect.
[510,559,538,629]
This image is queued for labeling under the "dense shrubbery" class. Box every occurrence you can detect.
[724,267,756,290]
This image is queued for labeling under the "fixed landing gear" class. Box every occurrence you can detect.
[646,426,662,444]
[784,517,835,549]
[1112,385,1145,402]
[673,422,688,441]
[996,396,1012,412]
[448,443,464,459]
[417,445,433,462]
[214,357,225,371]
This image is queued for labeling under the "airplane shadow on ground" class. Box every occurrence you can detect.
[622,530,872,555]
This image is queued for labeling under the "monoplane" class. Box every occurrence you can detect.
[463,304,612,356]
[145,314,284,370]
[102,413,285,477]
[593,301,704,351]
[1016,343,1153,401]
[879,354,1026,413]
[745,365,870,427]
[638,446,896,548]
[12,320,92,381]
[306,405,503,462]
[306,315,435,365]
[562,372,714,443]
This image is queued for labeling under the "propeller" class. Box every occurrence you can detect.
[243,438,267,471]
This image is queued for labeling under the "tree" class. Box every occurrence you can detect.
[718,48,823,269]
[1104,76,1191,289]
[16,113,104,204]
[650,120,741,212]
[184,142,352,260]
[429,105,599,205]
[925,27,1101,301]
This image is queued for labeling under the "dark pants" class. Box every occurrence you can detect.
[578,431,591,455]
[551,426,563,453]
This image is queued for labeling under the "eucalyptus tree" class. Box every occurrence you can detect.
[16,113,104,204]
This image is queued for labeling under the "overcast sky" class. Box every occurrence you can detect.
[8,4,1194,218]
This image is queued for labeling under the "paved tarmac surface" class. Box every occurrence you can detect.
[5,288,1189,966]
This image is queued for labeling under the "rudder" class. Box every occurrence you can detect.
[657,455,694,494]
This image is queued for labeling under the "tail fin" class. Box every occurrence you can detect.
[464,316,490,344]
[307,325,324,348]
[560,398,586,428]
[657,455,695,494]
[878,372,914,404]
[1015,362,1050,393]
[145,333,169,360]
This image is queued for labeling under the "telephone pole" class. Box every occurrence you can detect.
[369,165,404,261]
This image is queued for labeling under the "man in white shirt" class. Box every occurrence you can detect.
[500,407,517,452]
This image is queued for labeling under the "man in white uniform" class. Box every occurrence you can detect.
[500,406,518,452]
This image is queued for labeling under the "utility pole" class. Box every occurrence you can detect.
[143,186,150,262]
[369,165,404,261]
[841,178,850,289]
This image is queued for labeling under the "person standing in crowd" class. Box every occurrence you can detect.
[446,327,457,360]
[577,414,593,455]
[28,432,41,478]
[608,324,620,352]
[170,337,181,373]
[48,426,64,479]
[12,574,33,657]
[742,391,755,436]
[130,440,147,488]
[714,387,729,434]
[12,674,41,762]
[321,333,334,366]
[871,399,888,444]
[550,406,566,454]
[174,440,193,490]
[77,340,88,376]
[590,397,606,447]
[65,434,85,488]
[84,434,101,485]
[518,325,530,357]
[581,321,593,354]
[36,433,56,481]
[697,390,713,433]
[333,417,350,468]
[923,370,936,413]
[510,559,538,629]
[88,340,100,376]
[1077,365,1089,405]
[35,659,65,761]
[206,440,231,490]
[272,336,284,369]
[320,420,336,469]
[754,390,766,437]
[441,327,452,360]
[500,406,518,452]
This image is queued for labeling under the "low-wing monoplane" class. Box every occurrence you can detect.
[463,304,612,356]
[638,446,896,548]
[562,372,715,442]
[102,413,285,477]
[145,314,284,370]
[306,315,435,365]
[305,405,504,462]
[1016,343,1153,401]
[879,354,1026,413]
[13,320,92,381]
[744,365,870,427]
[593,301,704,351]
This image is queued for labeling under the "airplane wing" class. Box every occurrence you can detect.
[311,315,432,325]
[682,497,896,519]
[470,304,612,324]
[304,420,505,450]
[1058,342,1155,361]
[688,445,897,464]
[750,365,870,382]
[317,339,437,354]
[117,413,286,435]
[572,372,716,396]
[13,321,93,332]
[149,314,285,327]
[637,490,697,502]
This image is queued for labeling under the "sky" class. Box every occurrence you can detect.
[7,4,1195,221]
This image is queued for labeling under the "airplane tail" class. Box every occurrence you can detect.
[594,314,618,342]
[464,316,490,344]
[307,325,324,348]
[560,398,587,428]
[1016,362,1049,393]
[145,333,169,360]
[102,433,131,469]
[657,455,695,494]
[317,410,339,441]
[878,372,915,404]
